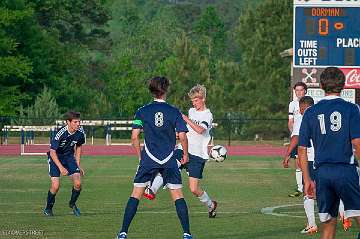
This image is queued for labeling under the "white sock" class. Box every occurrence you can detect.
[296,169,303,192]
[150,174,163,194]
[304,196,316,227]
[339,200,345,218]
[198,191,213,210]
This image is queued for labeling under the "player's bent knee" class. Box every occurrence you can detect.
[50,184,60,193]
[72,180,81,189]
[73,183,81,190]
[190,187,199,196]
[189,185,201,196]
[50,180,60,192]
[131,186,145,199]
[170,189,184,201]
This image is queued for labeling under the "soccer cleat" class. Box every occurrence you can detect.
[70,204,81,216]
[300,225,318,234]
[288,190,302,197]
[43,208,54,217]
[208,201,217,218]
[183,233,193,239]
[342,217,352,231]
[143,186,156,200]
[116,232,127,239]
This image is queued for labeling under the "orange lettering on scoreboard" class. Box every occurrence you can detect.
[311,8,341,17]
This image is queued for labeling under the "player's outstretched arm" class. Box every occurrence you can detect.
[178,132,189,164]
[182,114,205,135]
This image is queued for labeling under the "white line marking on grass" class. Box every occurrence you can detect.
[261,204,305,218]
[0,210,250,215]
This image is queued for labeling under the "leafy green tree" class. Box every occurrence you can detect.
[162,33,210,111]
[16,86,61,125]
[32,0,110,46]
[0,0,111,118]
[235,0,292,116]
[0,2,33,115]
[195,6,226,59]
[234,0,292,137]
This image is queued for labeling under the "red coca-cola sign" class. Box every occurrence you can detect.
[341,68,360,89]
[293,67,360,89]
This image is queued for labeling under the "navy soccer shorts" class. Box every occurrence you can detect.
[316,164,360,222]
[175,149,206,179]
[134,166,182,190]
[48,155,80,177]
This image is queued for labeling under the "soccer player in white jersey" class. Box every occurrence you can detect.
[299,67,360,239]
[287,82,307,197]
[283,96,318,234]
[144,84,218,218]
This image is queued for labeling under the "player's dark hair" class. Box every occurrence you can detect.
[299,96,314,107]
[148,76,169,98]
[65,111,81,121]
[293,81,308,92]
[320,67,345,93]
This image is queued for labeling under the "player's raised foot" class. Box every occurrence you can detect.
[183,233,193,239]
[208,200,217,218]
[342,217,352,231]
[143,186,156,200]
[116,232,127,239]
[300,225,318,234]
[288,190,302,197]
[43,208,54,217]
[70,204,81,216]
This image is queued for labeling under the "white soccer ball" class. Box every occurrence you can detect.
[210,145,227,162]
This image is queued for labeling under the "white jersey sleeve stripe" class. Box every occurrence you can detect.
[55,126,67,140]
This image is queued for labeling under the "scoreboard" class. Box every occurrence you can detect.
[293,0,360,92]
[294,1,360,67]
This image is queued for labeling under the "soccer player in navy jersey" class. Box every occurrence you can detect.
[116,76,193,239]
[144,84,218,218]
[299,67,360,239]
[43,111,86,217]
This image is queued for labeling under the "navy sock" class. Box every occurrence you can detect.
[46,191,56,210]
[120,197,139,233]
[69,187,81,208]
[358,231,360,239]
[175,198,190,234]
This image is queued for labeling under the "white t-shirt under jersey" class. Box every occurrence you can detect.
[292,115,314,161]
[288,99,301,123]
[184,108,213,159]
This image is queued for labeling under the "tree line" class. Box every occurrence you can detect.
[1,0,292,137]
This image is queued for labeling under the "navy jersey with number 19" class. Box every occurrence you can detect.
[299,96,360,169]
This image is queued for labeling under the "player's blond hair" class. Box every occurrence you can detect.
[188,84,206,99]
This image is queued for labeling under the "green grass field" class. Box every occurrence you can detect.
[0,155,357,239]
